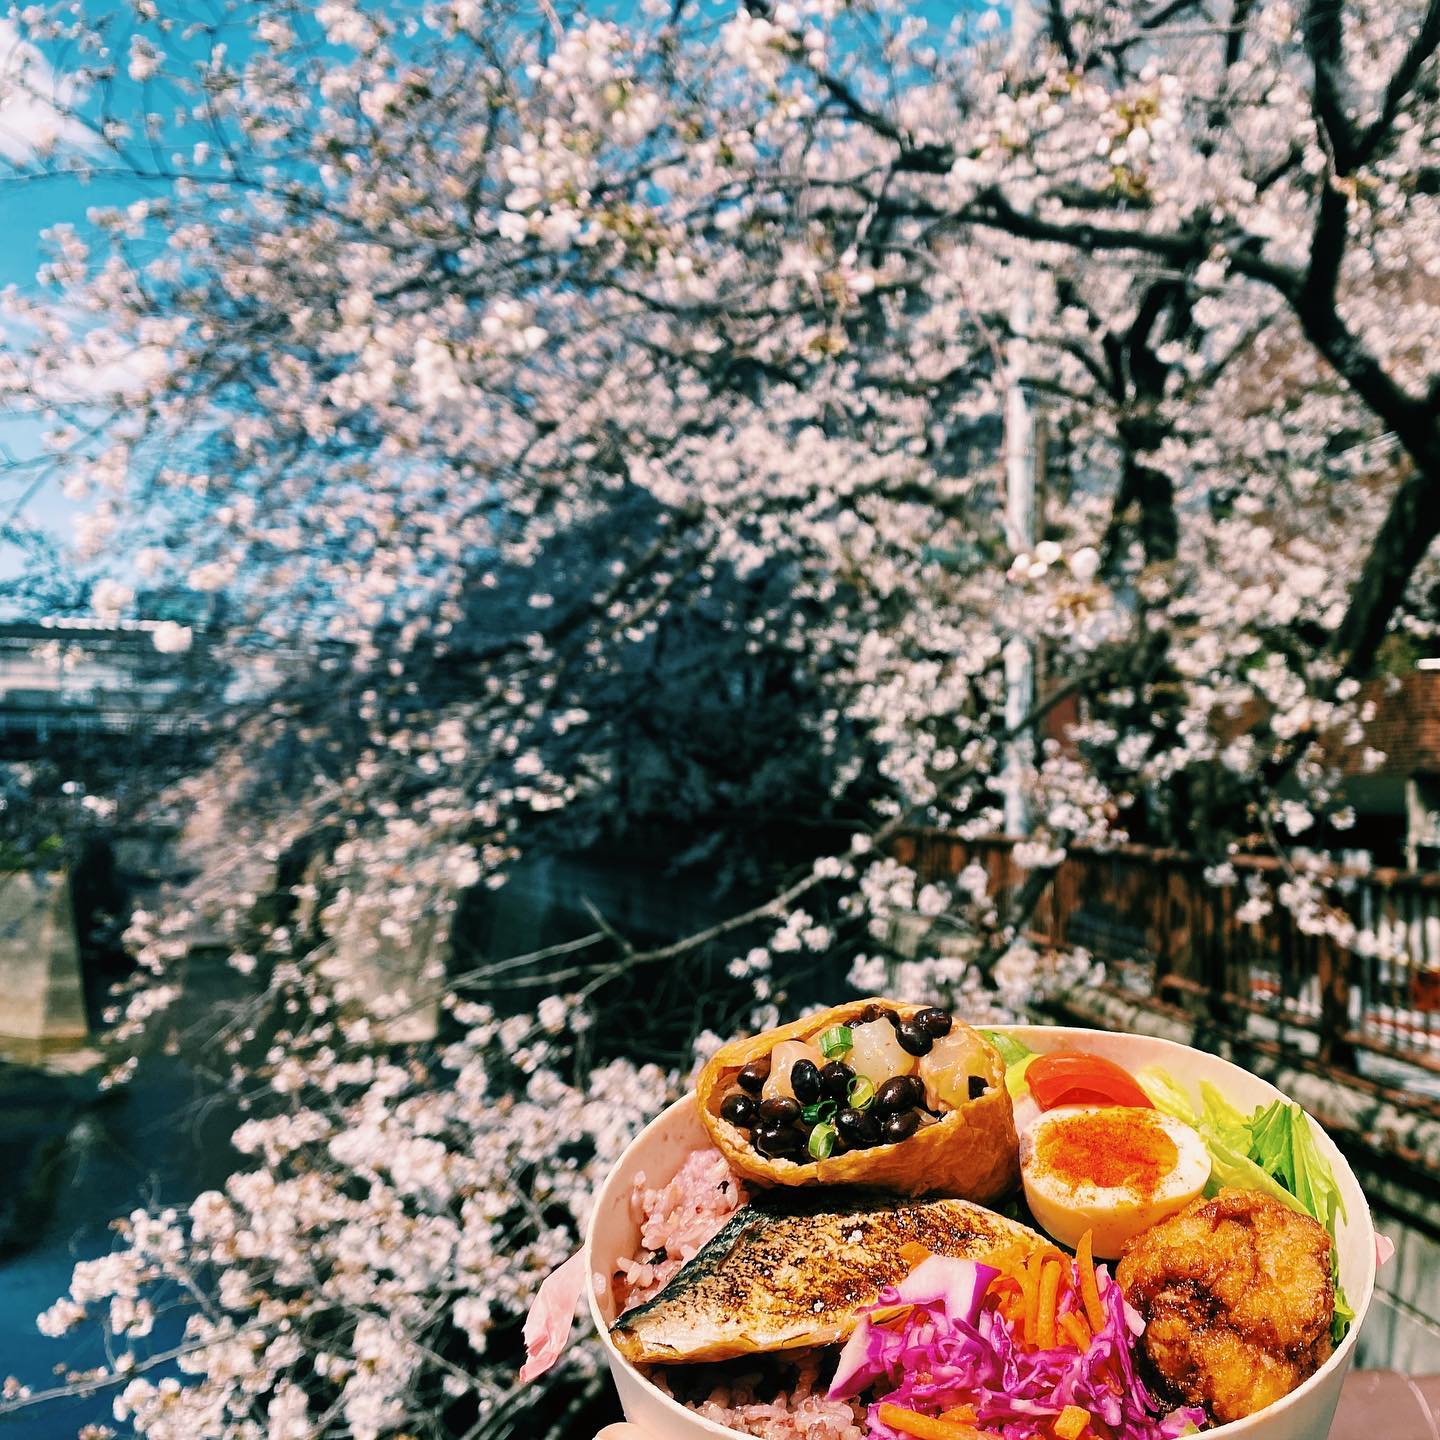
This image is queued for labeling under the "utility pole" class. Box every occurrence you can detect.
[1001,285,1036,838]
[999,0,1038,839]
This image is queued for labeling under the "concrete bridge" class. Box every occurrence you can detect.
[0,870,88,1059]
[0,832,447,1056]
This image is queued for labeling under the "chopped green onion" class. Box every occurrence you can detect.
[801,1100,838,1125]
[807,1121,837,1160]
[847,1075,876,1110]
[818,1025,852,1059]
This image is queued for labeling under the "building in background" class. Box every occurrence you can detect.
[1039,665,1440,871]
[1342,669,1440,869]
[0,594,221,755]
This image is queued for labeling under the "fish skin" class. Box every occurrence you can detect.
[610,1188,1038,1365]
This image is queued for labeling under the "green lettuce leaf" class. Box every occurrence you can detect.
[1200,1081,1252,1147]
[980,1030,1033,1068]
[1246,1099,1348,1236]
[979,1031,1038,1099]
[1330,1253,1355,1344]
[1136,1065,1200,1126]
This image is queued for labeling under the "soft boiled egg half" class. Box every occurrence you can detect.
[1020,1105,1212,1259]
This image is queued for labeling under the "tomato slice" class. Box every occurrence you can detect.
[1025,1052,1154,1111]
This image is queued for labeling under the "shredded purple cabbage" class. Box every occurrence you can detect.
[836,1258,1206,1440]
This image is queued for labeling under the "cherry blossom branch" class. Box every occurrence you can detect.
[1355,0,1440,166]
[0,1325,267,1415]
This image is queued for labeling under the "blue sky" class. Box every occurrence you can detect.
[1,0,1001,596]
[0,58,146,585]
[0,174,143,572]
[0,12,215,591]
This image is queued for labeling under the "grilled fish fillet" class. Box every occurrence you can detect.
[610,1188,1038,1364]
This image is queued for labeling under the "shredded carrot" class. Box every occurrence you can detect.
[939,1403,978,1424]
[1023,1249,1047,1346]
[1036,1256,1062,1349]
[899,1242,933,1269]
[1054,1406,1091,1440]
[875,1403,990,1439]
[1075,1229,1106,1334]
[1059,1310,1092,1351]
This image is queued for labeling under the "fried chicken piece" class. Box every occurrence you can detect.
[1116,1186,1334,1424]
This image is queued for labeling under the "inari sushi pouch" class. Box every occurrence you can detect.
[696,999,1019,1203]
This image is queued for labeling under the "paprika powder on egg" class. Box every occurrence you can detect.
[1033,1109,1178,1199]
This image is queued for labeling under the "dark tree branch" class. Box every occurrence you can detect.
[956,188,1210,265]
[1047,0,1080,68]
[1139,0,1207,30]
[1303,0,1361,173]
[1095,0,1209,70]
[1300,182,1350,315]
[1330,462,1440,674]
[1357,0,1440,164]
[1224,0,1259,69]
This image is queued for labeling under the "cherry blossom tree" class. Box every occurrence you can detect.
[1,0,1438,1435]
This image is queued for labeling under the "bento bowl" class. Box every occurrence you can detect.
[584,1024,1376,1440]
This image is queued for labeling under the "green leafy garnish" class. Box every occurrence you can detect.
[1247,1099,1348,1236]
[1199,1081,1251,1145]
[1331,1261,1356,1339]
[980,1030,1038,1099]
[801,1099,838,1125]
[981,1030,1033,1068]
[847,1075,876,1110]
[1243,1098,1351,1344]
[818,1025,853,1059]
[1136,1066,1200,1125]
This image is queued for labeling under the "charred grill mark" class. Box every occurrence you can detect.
[611,1192,1036,1363]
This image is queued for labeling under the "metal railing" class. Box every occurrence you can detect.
[895,832,1440,1082]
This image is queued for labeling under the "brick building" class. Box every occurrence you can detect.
[1339,670,1440,868]
[1039,669,1440,870]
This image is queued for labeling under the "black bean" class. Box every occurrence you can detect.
[858,1003,885,1024]
[737,1058,770,1095]
[758,1096,801,1125]
[836,1107,882,1148]
[790,1059,822,1105]
[896,1020,934,1056]
[720,1092,756,1127]
[915,1007,954,1038]
[753,1122,803,1158]
[874,1076,919,1116]
[882,1110,921,1144]
[884,1009,903,1029]
[820,1061,855,1101]
[968,1074,989,1101]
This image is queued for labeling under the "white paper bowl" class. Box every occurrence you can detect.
[584,1024,1376,1440]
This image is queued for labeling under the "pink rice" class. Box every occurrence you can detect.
[617,1146,746,1309]
[616,1145,866,1439]
[654,1355,866,1440]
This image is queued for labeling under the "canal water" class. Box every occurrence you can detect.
[0,954,243,1439]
